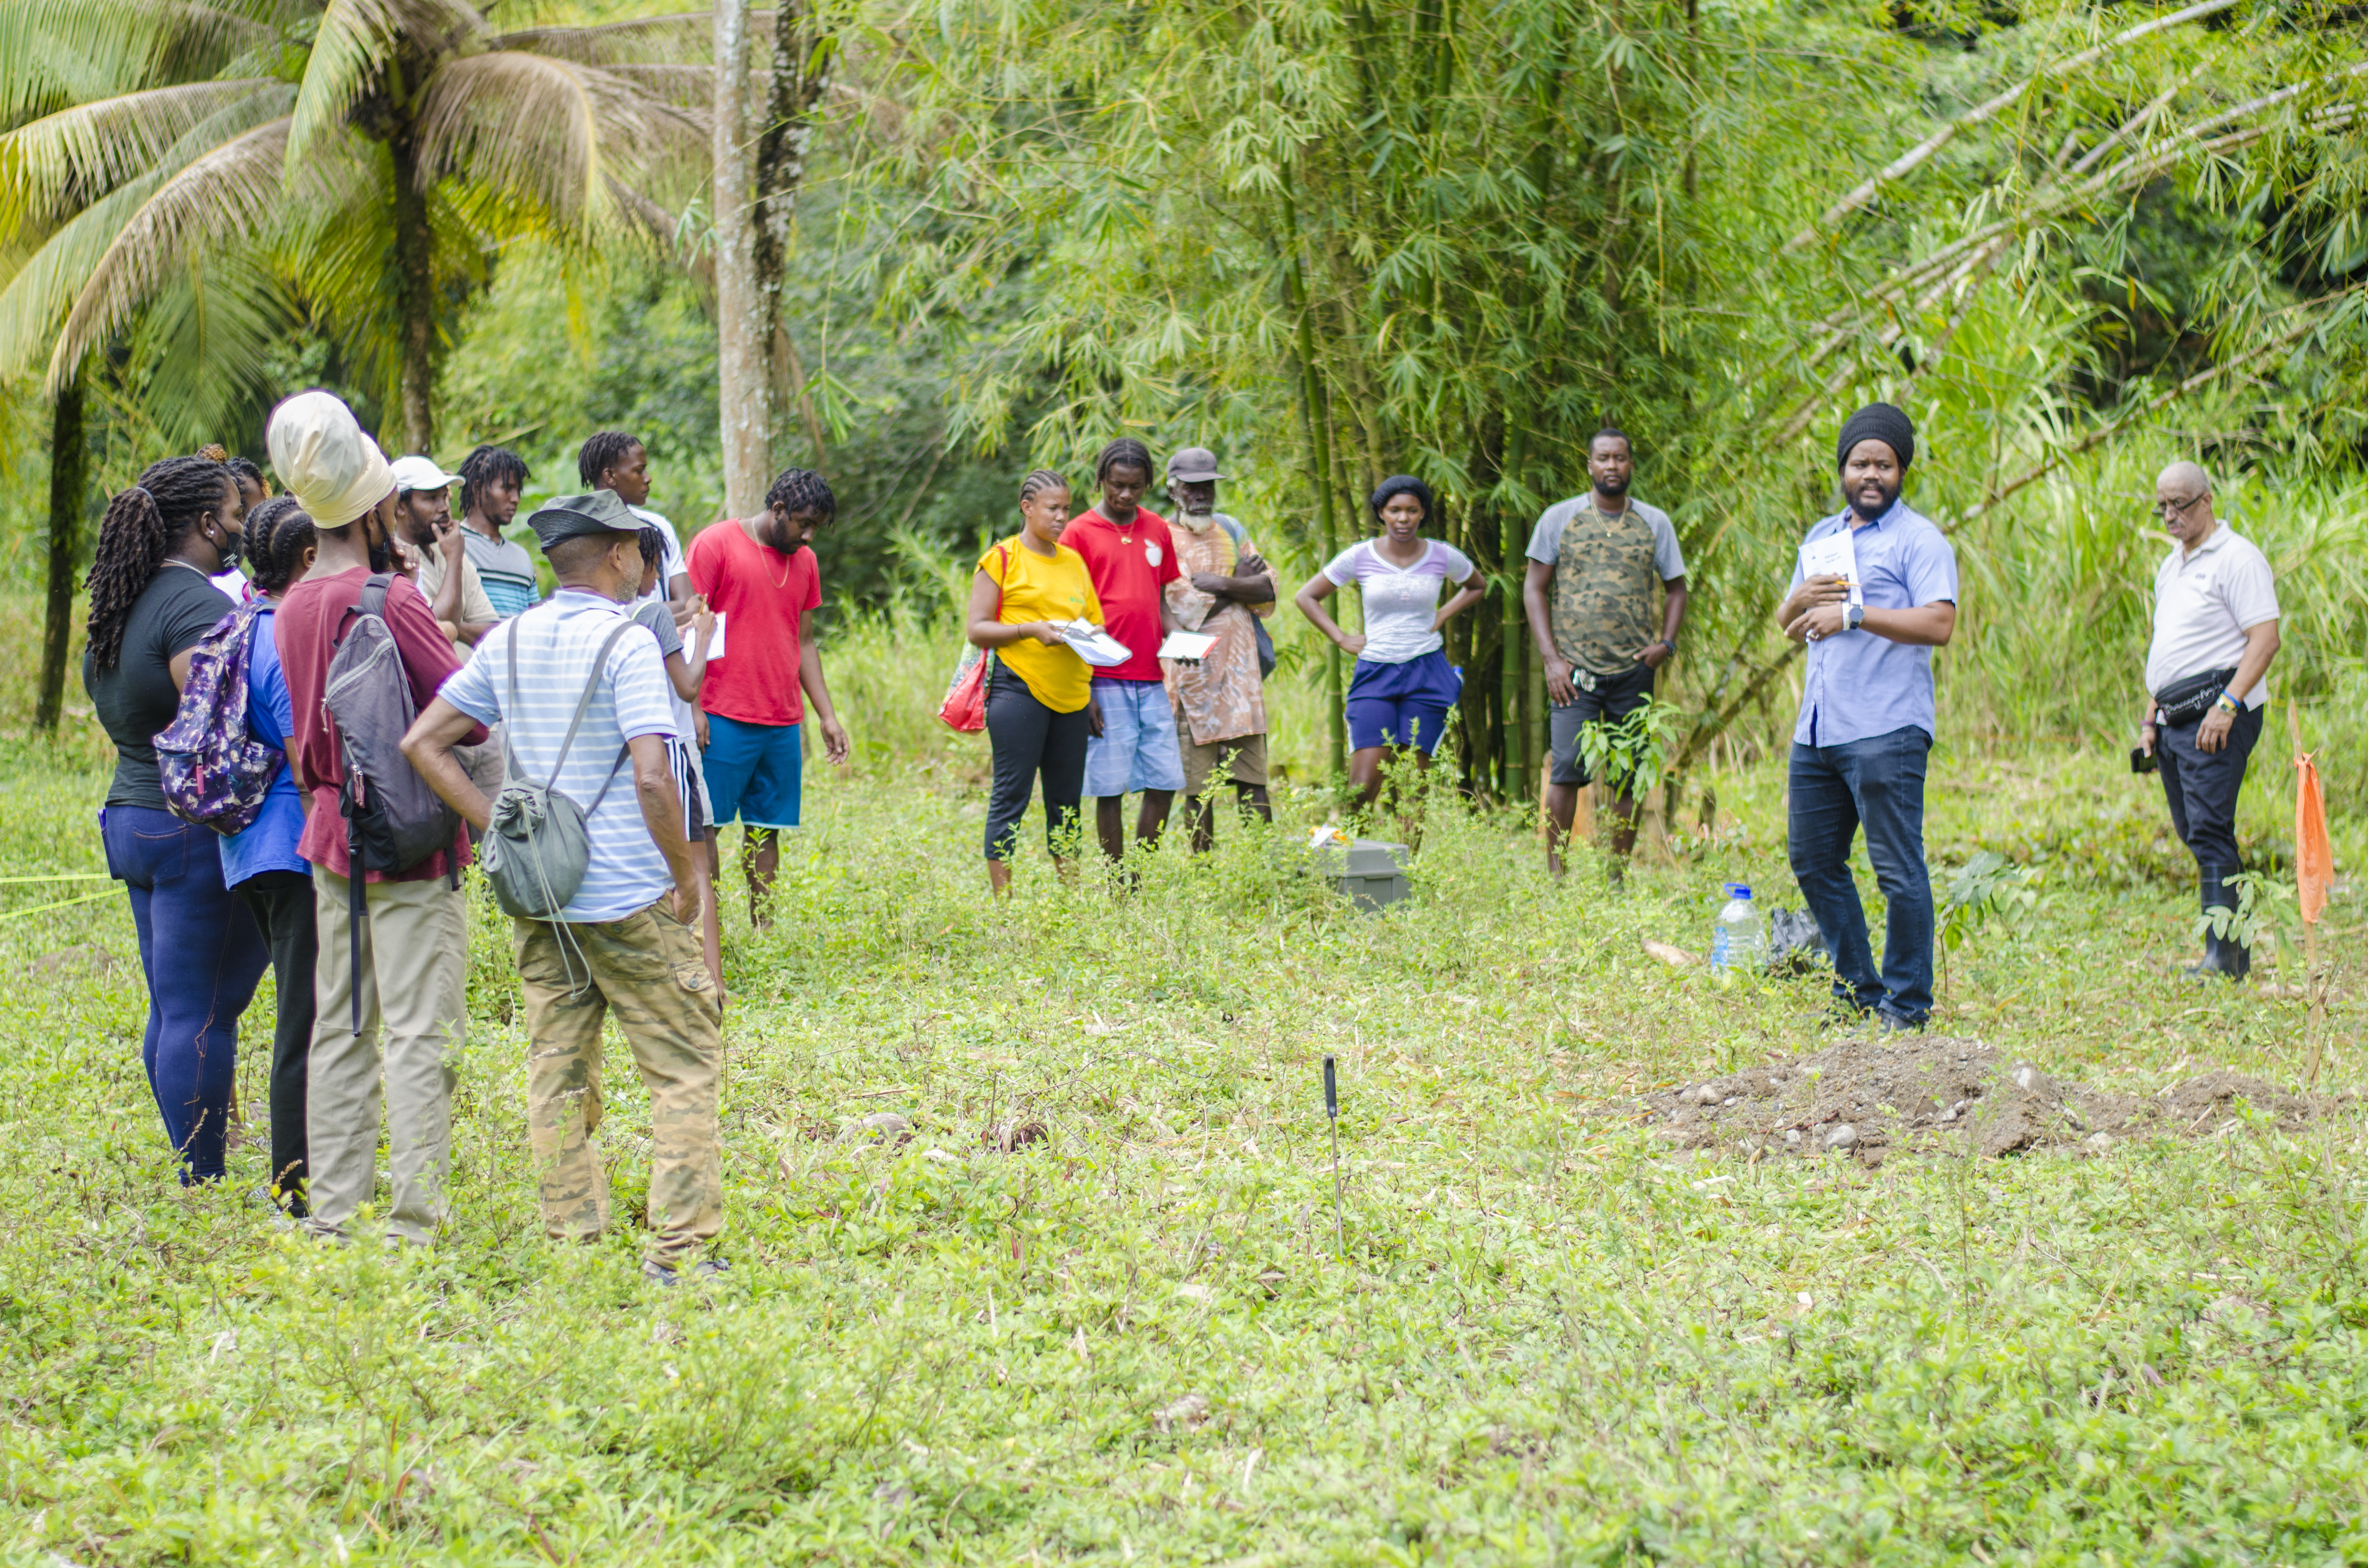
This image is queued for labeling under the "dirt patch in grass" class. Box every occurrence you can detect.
[1628,1034,2325,1165]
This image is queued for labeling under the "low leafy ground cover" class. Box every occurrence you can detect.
[0,731,2362,1566]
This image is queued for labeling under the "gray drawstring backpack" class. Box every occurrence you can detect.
[480,612,636,922]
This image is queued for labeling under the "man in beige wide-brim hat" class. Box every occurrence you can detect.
[267,390,486,1246]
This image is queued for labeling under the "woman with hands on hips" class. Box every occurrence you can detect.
[966,470,1106,894]
[1293,475,1486,820]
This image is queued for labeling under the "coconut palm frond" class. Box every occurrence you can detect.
[50,113,289,388]
[0,0,275,116]
[127,243,296,445]
[0,171,165,377]
[284,0,400,169]
[592,61,714,111]
[414,51,697,234]
[493,11,712,67]
[1,80,282,220]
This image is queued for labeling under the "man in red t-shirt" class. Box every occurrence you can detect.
[686,467,850,928]
[1067,438,1195,860]
[267,391,485,1247]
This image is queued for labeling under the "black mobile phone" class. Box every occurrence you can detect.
[2130,746,2158,775]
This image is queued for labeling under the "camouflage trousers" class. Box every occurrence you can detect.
[513,902,723,1265]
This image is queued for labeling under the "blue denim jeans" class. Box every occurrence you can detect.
[1787,727,1935,1025]
[101,805,271,1181]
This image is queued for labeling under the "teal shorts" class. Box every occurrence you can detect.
[701,712,802,831]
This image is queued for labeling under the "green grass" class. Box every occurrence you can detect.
[2,631,2366,1564]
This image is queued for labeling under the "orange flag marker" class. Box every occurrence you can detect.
[2290,707,2331,1081]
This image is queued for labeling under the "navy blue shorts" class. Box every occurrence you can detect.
[1344,650,1462,755]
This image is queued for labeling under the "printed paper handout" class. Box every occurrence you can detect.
[1798,531,1864,607]
[703,610,725,660]
[1058,620,1132,667]
[1157,630,1217,661]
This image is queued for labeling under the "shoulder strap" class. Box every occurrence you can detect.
[1215,513,1246,548]
[333,572,396,650]
[542,618,640,792]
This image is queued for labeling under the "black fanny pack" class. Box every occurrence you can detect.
[2153,666,2237,727]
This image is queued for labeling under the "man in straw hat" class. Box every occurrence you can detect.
[1776,401,1958,1032]
[403,490,724,1285]
[269,391,483,1244]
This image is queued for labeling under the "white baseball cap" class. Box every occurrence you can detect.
[389,454,462,494]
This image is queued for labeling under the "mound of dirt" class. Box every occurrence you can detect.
[1632,1034,2322,1165]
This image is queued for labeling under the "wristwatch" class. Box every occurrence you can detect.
[1844,605,1865,631]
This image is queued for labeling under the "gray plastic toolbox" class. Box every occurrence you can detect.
[1308,838,1412,911]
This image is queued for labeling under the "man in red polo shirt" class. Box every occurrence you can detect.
[1066,438,1194,861]
[266,391,485,1247]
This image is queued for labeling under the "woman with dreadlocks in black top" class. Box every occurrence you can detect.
[82,454,271,1188]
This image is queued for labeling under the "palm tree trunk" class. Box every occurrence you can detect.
[714,0,770,518]
[36,364,86,734]
[389,128,436,454]
[756,0,834,463]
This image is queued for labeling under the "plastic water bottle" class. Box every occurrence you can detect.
[1710,883,1766,974]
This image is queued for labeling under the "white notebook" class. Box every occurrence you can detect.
[1798,532,1864,607]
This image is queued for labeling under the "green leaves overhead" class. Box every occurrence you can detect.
[0,0,711,450]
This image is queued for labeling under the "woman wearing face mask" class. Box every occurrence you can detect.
[1293,475,1486,816]
[82,454,272,1187]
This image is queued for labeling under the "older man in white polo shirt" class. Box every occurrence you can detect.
[2138,460,2281,981]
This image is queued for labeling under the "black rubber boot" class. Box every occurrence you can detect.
[2186,865,2252,981]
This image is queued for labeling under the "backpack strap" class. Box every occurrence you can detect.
[544,619,640,792]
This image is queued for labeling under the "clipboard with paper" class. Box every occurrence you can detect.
[1798,530,1864,607]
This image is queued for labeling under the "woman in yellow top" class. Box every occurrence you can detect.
[965,469,1105,892]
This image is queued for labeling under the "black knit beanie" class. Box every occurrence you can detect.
[1369,474,1435,522]
[1835,402,1915,471]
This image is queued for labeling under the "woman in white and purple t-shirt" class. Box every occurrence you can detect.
[1293,475,1486,809]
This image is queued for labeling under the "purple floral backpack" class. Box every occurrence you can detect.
[157,600,284,835]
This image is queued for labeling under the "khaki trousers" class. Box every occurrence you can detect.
[303,870,467,1245]
[513,903,722,1265]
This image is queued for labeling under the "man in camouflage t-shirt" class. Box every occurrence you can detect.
[1521,427,1689,875]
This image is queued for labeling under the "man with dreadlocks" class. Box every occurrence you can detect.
[580,430,692,612]
[456,444,541,618]
[685,466,851,929]
[83,454,271,1188]
[1066,437,1195,861]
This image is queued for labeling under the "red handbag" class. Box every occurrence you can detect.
[937,545,1008,733]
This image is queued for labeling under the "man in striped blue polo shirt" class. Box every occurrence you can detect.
[402,489,724,1286]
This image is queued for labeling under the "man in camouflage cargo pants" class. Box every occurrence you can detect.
[402,490,725,1284]
[1521,428,1691,877]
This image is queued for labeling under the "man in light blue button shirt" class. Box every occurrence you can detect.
[1776,402,1959,1029]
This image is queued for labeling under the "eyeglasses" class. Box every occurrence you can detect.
[2154,492,2207,517]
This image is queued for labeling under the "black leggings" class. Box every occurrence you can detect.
[985,669,1090,861]
[233,870,318,1214]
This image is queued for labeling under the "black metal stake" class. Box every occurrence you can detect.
[1324,1055,1345,1259]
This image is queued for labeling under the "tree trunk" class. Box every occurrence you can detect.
[714,0,770,517]
[36,364,86,734]
[388,127,436,455]
[755,0,835,464]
